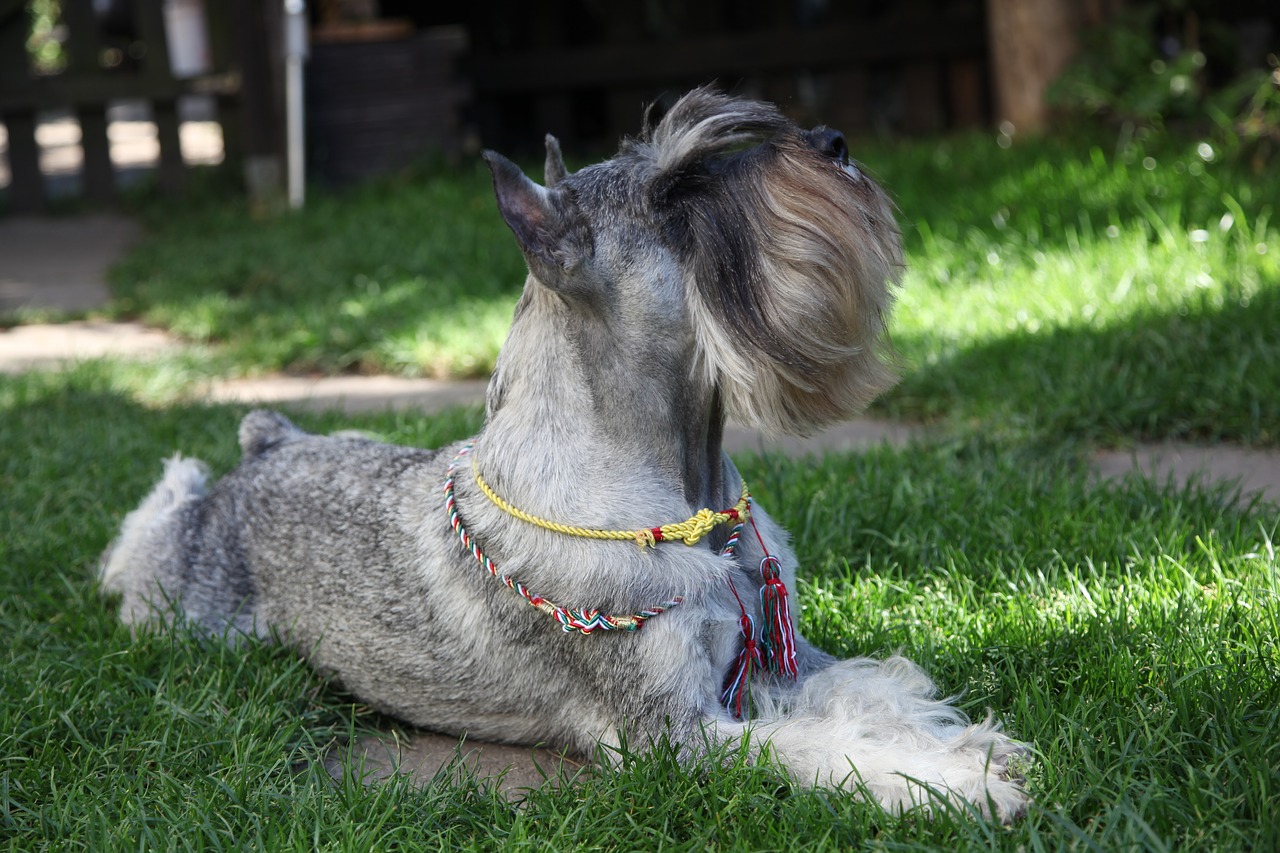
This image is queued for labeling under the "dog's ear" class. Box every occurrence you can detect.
[544,134,568,187]
[483,150,591,288]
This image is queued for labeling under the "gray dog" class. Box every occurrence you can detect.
[101,88,1027,820]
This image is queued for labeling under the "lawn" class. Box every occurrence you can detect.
[104,128,1280,447]
[2,126,1278,850]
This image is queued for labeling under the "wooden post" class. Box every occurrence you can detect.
[77,105,116,202]
[230,0,285,205]
[0,10,44,212]
[3,109,44,212]
[134,0,186,194]
[902,61,943,134]
[61,0,115,202]
[947,57,986,129]
[204,1,244,165]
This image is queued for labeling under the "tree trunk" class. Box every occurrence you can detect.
[986,0,1112,133]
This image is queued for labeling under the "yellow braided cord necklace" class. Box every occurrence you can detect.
[472,457,751,548]
[447,443,798,718]
[445,445,685,632]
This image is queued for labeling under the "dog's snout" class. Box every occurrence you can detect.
[808,127,849,165]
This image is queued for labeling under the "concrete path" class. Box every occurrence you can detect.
[3,212,1278,798]
[5,313,1277,506]
[0,320,177,372]
[1093,444,1280,508]
[0,214,142,313]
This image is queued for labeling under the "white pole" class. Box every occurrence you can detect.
[284,0,308,209]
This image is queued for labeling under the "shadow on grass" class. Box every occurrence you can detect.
[879,283,1280,446]
[107,164,527,378]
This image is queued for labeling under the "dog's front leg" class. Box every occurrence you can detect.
[736,656,1028,821]
[725,502,1028,821]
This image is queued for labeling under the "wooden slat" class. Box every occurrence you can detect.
[3,109,44,213]
[204,0,244,164]
[61,0,116,200]
[902,61,943,134]
[132,0,181,194]
[470,18,987,94]
[0,11,43,212]
[947,57,987,128]
[78,104,115,202]
[132,0,175,82]
[153,99,185,194]
[0,75,191,110]
[58,0,101,73]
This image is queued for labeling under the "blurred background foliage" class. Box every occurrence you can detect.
[1048,1,1280,169]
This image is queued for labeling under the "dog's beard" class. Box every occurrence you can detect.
[683,138,902,437]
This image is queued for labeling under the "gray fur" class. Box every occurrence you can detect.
[100,87,1027,819]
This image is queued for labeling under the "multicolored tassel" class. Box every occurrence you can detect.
[721,612,761,720]
[757,555,798,679]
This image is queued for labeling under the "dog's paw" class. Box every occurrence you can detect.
[944,727,1032,823]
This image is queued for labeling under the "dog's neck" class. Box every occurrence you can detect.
[477,283,727,519]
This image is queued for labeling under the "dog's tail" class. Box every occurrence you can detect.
[99,454,209,595]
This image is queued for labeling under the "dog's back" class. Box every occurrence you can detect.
[100,410,442,642]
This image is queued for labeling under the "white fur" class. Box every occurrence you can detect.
[734,657,1026,818]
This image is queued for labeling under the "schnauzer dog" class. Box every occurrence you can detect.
[101,87,1027,820]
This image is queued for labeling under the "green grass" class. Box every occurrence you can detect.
[869,132,1280,446]
[107,164,527,379]
[99,130,1280,446]
[2,364,1277,851]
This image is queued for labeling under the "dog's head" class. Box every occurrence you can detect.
[484,86,901,436]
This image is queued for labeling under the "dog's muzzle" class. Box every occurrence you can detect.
[806,125,861,180]
[807,126,849,164]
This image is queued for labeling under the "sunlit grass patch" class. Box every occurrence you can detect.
[862,133,1280,445]
[107,162,527,379]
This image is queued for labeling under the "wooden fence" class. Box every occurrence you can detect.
[0,0,243,213]
[457,0,991,151]
[3,1,999,206]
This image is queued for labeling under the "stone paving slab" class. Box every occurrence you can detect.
[205,374,491,415]
[0,320,179,373]
[0,215,142,313]
[1093,443,1280,506]
[326,731,585,798]
[209,370,919,451]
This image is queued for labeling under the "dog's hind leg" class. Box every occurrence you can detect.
[99,454,209,602]
[98,454,258,636]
